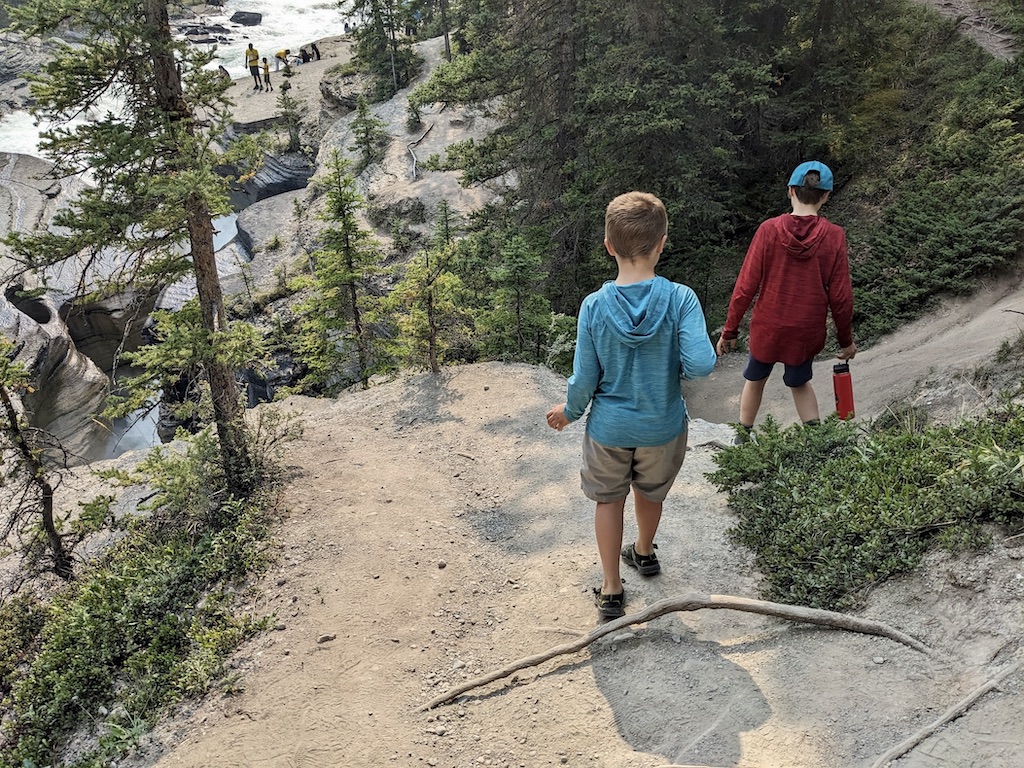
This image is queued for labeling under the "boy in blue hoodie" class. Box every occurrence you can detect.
[547,192,717,618]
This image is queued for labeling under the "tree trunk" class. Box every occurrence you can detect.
[146,0,254,498]
[427,289,439,373]
[0,384,73,580]
[188,202,255,497]
[439,0,451,61]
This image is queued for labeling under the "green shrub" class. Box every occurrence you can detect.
[0,414,299,767]
[707,409,1024,610]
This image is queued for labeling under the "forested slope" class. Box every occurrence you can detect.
[409,0,1024,348]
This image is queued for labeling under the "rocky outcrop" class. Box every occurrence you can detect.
[0,290,109,463]
[0,33,51,113]
[227,151,315,210]
[229,11,262,26]
[0,153,114,462]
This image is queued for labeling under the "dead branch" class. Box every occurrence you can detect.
[420,593,931,710]
[870,655,1023,768]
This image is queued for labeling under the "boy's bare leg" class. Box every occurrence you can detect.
[791,382,820,423]
[633,493,662,556]
[595,498,626,594]
[739,378,768,427]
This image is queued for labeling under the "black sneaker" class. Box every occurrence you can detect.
[621,543,660,575]
[594,587,626,619]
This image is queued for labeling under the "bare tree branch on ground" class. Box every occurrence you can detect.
[421,592,932,710]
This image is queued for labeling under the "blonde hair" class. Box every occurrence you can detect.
[605,192,668,260]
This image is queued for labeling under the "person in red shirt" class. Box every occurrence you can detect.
[716,160,857,436]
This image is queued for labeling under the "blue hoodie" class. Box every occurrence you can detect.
[565,276,717,447]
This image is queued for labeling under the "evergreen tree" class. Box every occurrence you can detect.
[348,94,391,172]
[476,234,552,361]
[293,151,390,392]
[348,0,420,98]
[277,67,305,153]
[385,202,469,372]
[5,0,258,498]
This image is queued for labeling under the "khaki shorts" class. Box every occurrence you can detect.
[580,430,689,503]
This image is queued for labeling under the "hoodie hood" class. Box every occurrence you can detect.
[596,277,672,347]
[779,214,830,260]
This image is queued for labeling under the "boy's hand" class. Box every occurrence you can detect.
[837,342,858,360]
[716,334,736,356]
[546,404,569,431]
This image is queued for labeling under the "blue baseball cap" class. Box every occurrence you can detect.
[788,160,834,191]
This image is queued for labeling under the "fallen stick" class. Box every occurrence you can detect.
[869,656,1024,768]
[420,592,931,710]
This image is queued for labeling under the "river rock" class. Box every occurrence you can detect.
[229,11,262,26]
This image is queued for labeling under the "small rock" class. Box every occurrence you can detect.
[317,633,337,644]
[453,659,467,670]
[274,623,286,631]
[873,657,886,665]
[438,560,447,569]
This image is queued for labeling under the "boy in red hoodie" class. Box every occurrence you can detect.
[716,161,857,433]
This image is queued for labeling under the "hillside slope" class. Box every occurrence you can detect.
[132,280,1024,768]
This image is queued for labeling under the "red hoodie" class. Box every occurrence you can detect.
[723,214,854,366]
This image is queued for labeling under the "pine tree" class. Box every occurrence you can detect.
[5,0,258,498]
[348,94,390,172]
[293,151,391,392]
[349,0,420,98]
[385,202,469,372]
[476,234,552,361]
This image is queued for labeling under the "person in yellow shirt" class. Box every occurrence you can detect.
[245,43,261,90]
[262,57,273,92]
[275,49,290,71]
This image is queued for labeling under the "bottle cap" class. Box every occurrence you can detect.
[833,362,850,374]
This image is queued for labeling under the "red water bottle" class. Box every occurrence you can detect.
[833,362,855,420]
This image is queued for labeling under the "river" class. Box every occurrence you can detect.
[0,0,355,159]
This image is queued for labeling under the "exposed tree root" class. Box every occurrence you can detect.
[420,592,931,710]
[870,656,1023,768]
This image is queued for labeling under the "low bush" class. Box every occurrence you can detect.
[707,407,1024,610]
[0,414,299,767]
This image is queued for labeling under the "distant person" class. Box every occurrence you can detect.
[716,160,856,438]
[261,57,273,92]
[310,42,321,60]
[245,43,261,90]
[300,47,312,63]
[275,49,291,71]
[546,192,717,619]
[217,64,231,81]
